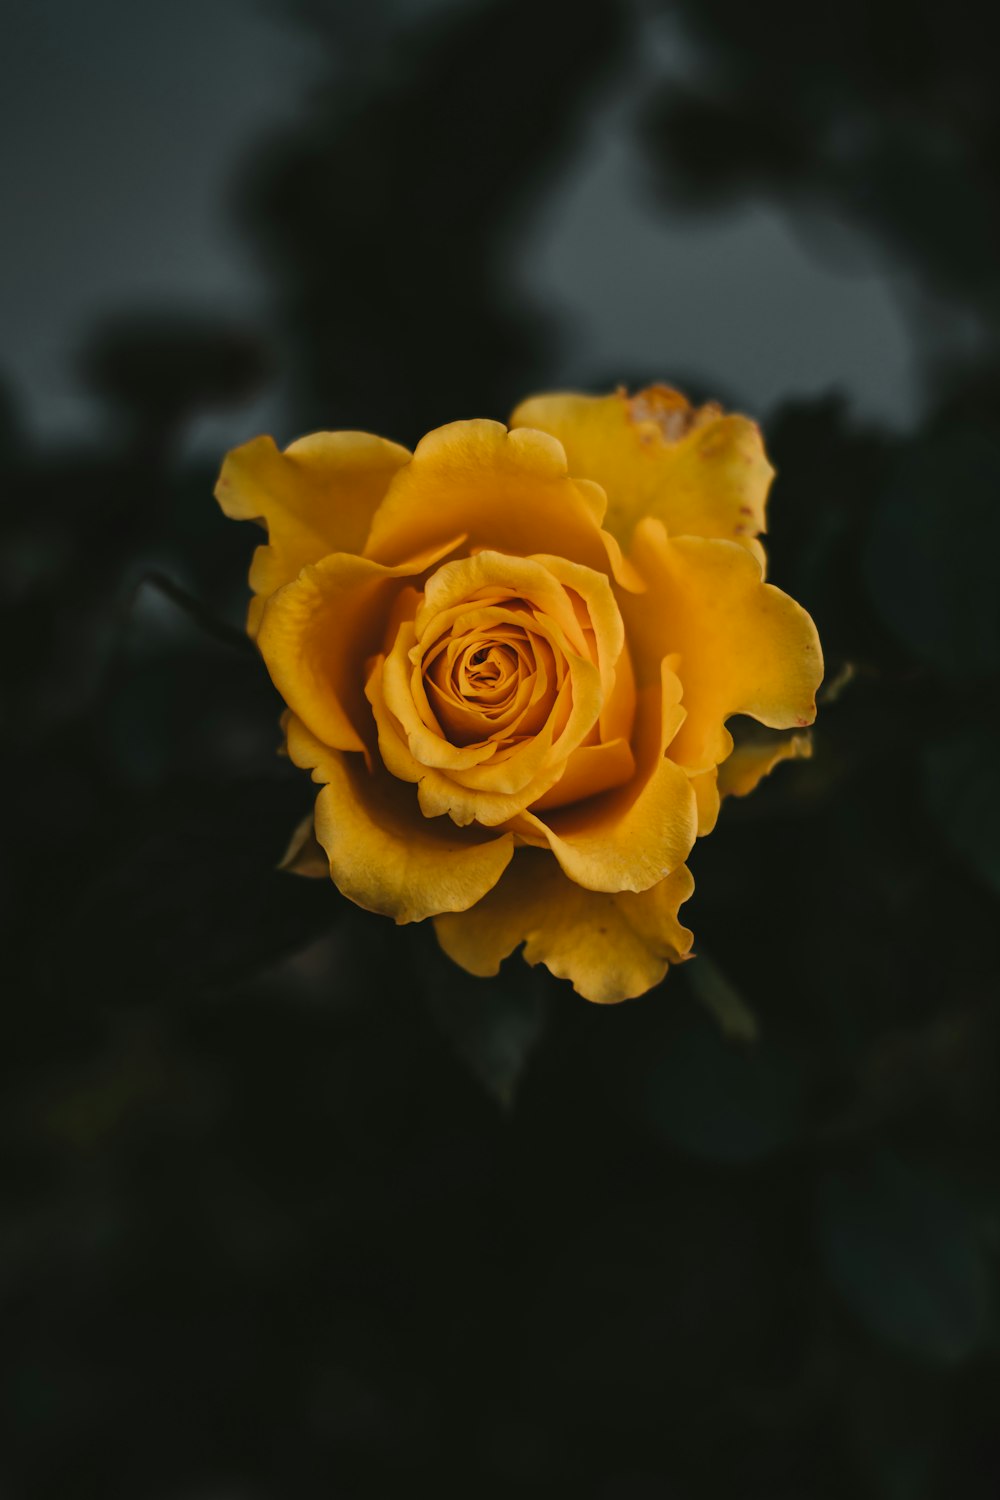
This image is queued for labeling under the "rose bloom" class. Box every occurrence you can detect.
[215,387,822,1003]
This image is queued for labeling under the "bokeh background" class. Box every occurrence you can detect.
[3,1,999,1496]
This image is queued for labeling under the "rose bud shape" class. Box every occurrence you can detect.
[215,387,823,1003]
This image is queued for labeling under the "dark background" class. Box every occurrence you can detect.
[3,1,999,1496]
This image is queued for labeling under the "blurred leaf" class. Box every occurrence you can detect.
[640,1002,800,1161]
[865,428,1000,679]
[417,935,549,1106]
[923,731,1000,899]
[817,1152,994,1362]
[684,951,759,1043]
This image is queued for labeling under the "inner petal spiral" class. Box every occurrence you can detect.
[367,550,629,825]
[424,616,559,748]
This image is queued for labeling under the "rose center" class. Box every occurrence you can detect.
[420,614,560,749]
[463,641,515,692]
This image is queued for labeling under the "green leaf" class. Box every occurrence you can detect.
[817,1152,994,1363]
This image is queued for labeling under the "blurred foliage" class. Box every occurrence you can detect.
[1,0,999,1496]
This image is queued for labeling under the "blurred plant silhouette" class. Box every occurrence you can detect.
[241,0,625,440]
[642,0,1000,332]
[2,1,998,1497]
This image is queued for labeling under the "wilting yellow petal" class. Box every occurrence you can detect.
[284,715,513,923]
[434,849,694,1004]
[364,420,614,576]
[718,730,813,798]
[625,521,823,773]
[519,658,697,892]
[510,386,772,554]
[257,538,459,758]
[215,431,411,635]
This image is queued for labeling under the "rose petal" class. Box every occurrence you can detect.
[718,731,813,798]
[528,552,625,704]
[519,658,697,892]
[530,737,636,812]
[257,538,460,758]
[434,849,695,1004]
[364,419,616,576]
[215,430,411,635]
[690,770,721,836]
[379,585,605,803]
[510,387,773,556]
[285,715,513,923]
[625,520,823,773]
[367,655,577,827]
[416,550,593,654]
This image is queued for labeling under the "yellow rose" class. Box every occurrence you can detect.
[215,386,823,1003]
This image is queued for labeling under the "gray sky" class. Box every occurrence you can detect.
[0,0,968,441]
[1,0,318,435]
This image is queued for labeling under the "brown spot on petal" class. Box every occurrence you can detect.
[627,384,703,444]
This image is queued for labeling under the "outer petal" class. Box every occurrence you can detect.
[625,521,823,773]
[257,538,460,757]
[215,431,411,635]
[518,658,698,893]
[285,716,513,923]
[364,420,615,577]
[718,731,813,798]
[510,386,772,554]
[434,849,695,1004]
[521,755,696,893]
